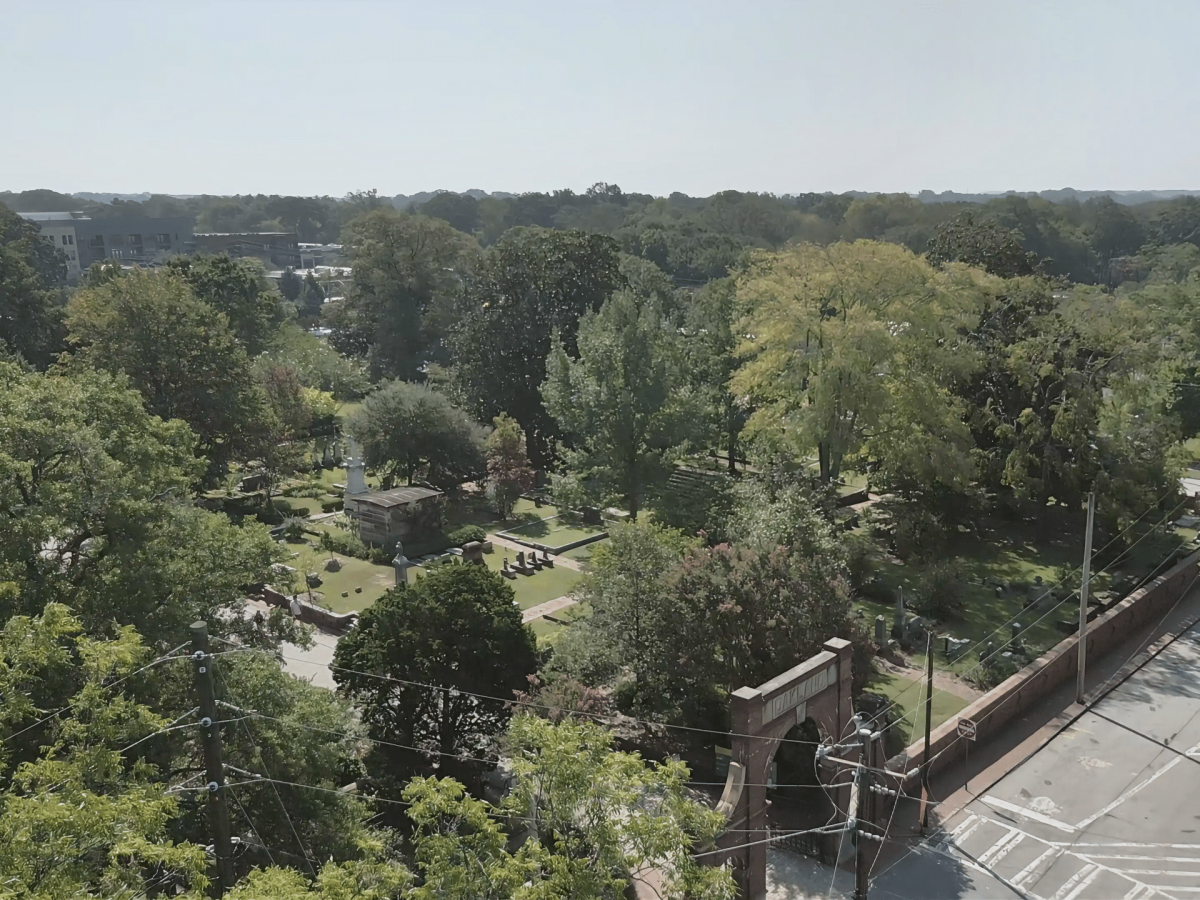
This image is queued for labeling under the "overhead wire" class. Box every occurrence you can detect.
[214,665,318,877]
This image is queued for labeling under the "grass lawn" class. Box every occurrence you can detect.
[868,666,972,746]
[444,497,557,534]
[497,515,607,550]
[479,552,582,610]
[280,541,395,613]
[559,542,601,564]
[854,506,1191,675]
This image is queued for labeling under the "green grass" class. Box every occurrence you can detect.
[497,515,607,550]
[444,497,558,534]
[868,666,972,746]
[480,553,582,610]
[280,542,395,613]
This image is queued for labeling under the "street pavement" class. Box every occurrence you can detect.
[872,619,1200,899]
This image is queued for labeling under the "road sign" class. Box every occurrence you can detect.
[957,718,977,741]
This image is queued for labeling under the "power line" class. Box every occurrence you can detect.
[215,668,318,878]
[216,638,825,749]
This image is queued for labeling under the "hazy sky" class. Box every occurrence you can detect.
[3,0,1198,197]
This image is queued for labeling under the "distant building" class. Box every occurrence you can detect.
[192,232,302,268]
[19,211,194,278]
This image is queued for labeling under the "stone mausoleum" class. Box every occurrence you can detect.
[342,445,444,548]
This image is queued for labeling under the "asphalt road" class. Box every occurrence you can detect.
[873,620,1200,899]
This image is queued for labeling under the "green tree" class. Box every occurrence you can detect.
[400,718,735,900]
[0,605,209,899]
[926,210,1043,278]
[66,270,265,466]
[0,362,293,650]
[279,265,303,302]
[417,191,482,235]
[0,202,64,366]
[551,521,693,712]
[543,291,699,518]
[333,564,539,794]
[684,277,746,472]
[334,210,477,380]
[485,413,535,518]
[732,241,984,483]
[347,381,485,491]
[299,270,327,319]
[166,254,288,355]
[448,228,623,465]
[247,362,315,509]
[260,323,368,400]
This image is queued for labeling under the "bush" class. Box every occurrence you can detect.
[913,561,965,620]
[320,529,371,560]
[281,519,308,542]
[321,498,343,513]
[446,524,486,546]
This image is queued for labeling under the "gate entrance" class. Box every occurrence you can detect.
[714,637,855,899]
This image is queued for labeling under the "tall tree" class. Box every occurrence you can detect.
[346,381,484,491]
[732,241,984,483]
[247,362,314,509]
[278,265,302,302]
[417,191,482,234]
[66,270,265,466]
[0,202,65,366]
[332,564,539,796]
[485,413,535,518]
[926,210,1042,278]
[334,210,477,380]
[684,277,746,471]
[542,291,698,518]
[0,362,293,650]
[448,228,623,465]
[166,255,288,355]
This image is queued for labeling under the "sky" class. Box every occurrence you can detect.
[2,0,1198,198]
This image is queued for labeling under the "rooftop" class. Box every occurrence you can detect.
[353,485,444,508]
[19,211,91,221]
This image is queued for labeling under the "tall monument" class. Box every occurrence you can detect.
[343,439,368,497]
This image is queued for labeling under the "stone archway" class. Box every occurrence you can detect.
[714,637,855,900]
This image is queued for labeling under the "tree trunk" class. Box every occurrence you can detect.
[818,441,831,482]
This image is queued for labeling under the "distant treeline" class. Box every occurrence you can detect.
[4,184,1199,285]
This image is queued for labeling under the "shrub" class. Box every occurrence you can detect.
[281,518,308,542]
[913,561,965,620]
[446,524,486,546]
[321,498,343,513]
[320,529,371,560]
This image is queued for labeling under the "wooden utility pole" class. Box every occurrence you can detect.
[190,620,235,894]
[1076,492,1095,704]
[920,631,934,832]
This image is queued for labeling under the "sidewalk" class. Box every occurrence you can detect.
[522,595,579,623]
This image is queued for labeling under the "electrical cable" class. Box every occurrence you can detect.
[214,667,318,878]
[1,647,192,745]
[215,636,827,749]
[227,784,277,868]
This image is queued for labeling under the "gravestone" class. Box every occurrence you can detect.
[501,557,517,579]
[874,615,887,645]
[462,541,485,566]
[541,549,554,568]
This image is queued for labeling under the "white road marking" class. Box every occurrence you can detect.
[1052,864,1098,900]
[1063,865,1104,900]
[1123,885,1148,900]
[948,813,979,840]
[987,832,1027,868]
[1075,741,1200,831]
[982,795,1077,834]
[977,828,1020,864]
[1013,847,1060,887]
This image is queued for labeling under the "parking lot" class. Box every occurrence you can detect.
[874,619,1200,899]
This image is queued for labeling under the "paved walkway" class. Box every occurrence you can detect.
[522,595,579,624]
[487,533,585,571]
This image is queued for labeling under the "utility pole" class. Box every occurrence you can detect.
[854,726,874,900]
[190,620,235,895]
[920,630,934,832]
[1076,492,1095,704]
